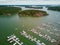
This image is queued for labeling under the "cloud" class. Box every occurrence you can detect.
[0,0,60,5]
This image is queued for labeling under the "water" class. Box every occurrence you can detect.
[0,10,60,45]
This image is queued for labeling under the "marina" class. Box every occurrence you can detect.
[20,31,46,45]
[7,34,23,45]
[30,27,57,43]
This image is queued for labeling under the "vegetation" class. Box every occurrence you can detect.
[0,6,21,15]
[19,10,48,17]
[48,6,60,11]
[0,6,48,17]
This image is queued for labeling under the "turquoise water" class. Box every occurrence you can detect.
[0,10,60,45]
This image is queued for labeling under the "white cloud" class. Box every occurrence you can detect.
[0,0,60,5]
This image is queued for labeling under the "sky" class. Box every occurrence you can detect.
[0,0,60,5]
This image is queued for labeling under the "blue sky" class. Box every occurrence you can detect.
[0,0,60,5]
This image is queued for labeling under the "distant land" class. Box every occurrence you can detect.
[0,5,60,16]
[0,5,48,17]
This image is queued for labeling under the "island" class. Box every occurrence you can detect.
[19,10,48,17]
[0,6,21,16]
